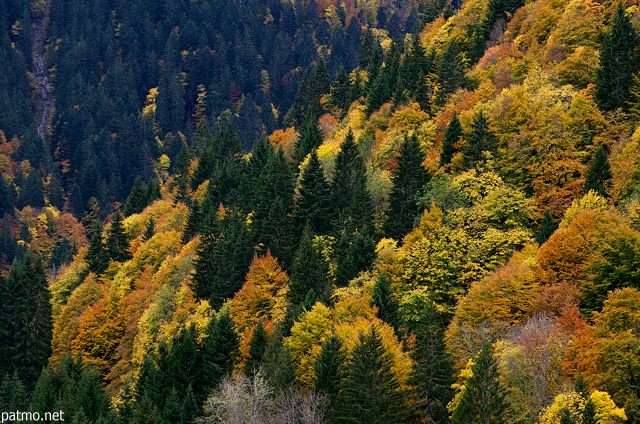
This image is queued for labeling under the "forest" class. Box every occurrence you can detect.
[1,0,640,421]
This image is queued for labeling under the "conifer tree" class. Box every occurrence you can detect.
[191,119,215,156]
[332,129,373,233]
[314,335,345,400]
[245,319,269,377]
[181,200,202,244]
[384,134,429,241]
[373,273,401,331]
[289,227,332,306]
[123,176,148,216]
[408,299,455,423]
[335,226,377,286]
[335,325,404,423]
[294,116,324,165]
[330,67,352,115]
[451,343,510,424]
[463,111,498,167]
[105,210,132,262]
[436,41,466,103]
[87,221,108,274]
[0,252,52,386]
[0,372,29,412]
[535,209,558,245]
[142,217,155,241]
[583,144,612,197]
[292,150,332,235]
[263,335,297,391]
[146,179,161,204]
[440,112,462,167]
[191,208,253,308]
[253,148,295,265]
[596,2,638,111]
[203,310,238,377]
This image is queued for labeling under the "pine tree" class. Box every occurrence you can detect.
[314,335,345,399]
[408,299,455,424]
[335,226,377,286]
[142,217,155,241]
[203,310,238,377]
[463,111,498,167]
[245,319,269,377]
[253,148,295,265]
[0,252,52,386]
[123,176,148,216]
[332,129,373,233]
[384,134,429,241]
[535,209,558,245]
[191,208,254,308]
[451,343,510,424]
[181,200,201,243]
[335,325,404,424]
[436,41,466,103]
[292,150,332,235]
[373,273,401,331]
[87,221,108,274]
[440,112,462,167]
[105,210,132,262]
[289,227,332,306]
[595,2,638,111]
[294,116,324,165]
[583,144,612,197]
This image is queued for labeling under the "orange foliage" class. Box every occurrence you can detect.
[269,127,297,160]
[231,251,289,335]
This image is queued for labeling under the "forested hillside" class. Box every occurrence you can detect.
[2,0,640,422]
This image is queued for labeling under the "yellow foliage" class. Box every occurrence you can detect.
[560,190,608,228]
[540,390,626,423]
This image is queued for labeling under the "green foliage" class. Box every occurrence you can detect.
[373,273,401,331]
[245,319,269,377]
[384,134,430,241]
[87,221,108,274]
[463,111,498,167]
[440,112,462,167]
[0,252,52,386]
[294,117,324,165]
[335,226,377,286]
[595,2,638,111]
[536,209,558,244]
[289,227,332,307]
[124,177,149,217]
[583,144,612,197]
[334,325,405,424]
[314,335,345,399]
[292,150,332,235]
[105,211,132,263]
[450,344,510,424]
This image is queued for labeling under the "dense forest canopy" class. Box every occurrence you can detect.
[3,0,640,422]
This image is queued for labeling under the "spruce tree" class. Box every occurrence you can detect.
[335,325,404,424]
[142,217,155,241]
[463,111,498,167]
[294,116,324,165]
[335,226,377,286]
[583,144,612,197]
[253,148,295,265]
[595,2,638,111]
[332,129,373,233]
[408,299,455,423]
[123,176,148,216]
[451,343,510,424]
[181,200,201,244]
[245,319,269,377]
[0,372,29,412]
[330,67,352,115]
[440,112,462,167]
[292,150,332,235]
[289,227,332,306]
[203,310,238,377]
[87,221,108,274]
[436,41,466,103]
[105,210,132,262]
[263,335,297,391]
[314,335,345,399]
[535,209,558,245]
[384,134,429,241]
[191,208,253,308]
[373,273,401,331]
[0,252,52,386]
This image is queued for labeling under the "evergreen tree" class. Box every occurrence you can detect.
[440,112,462,167]
[292,150,332,235]
[146,179,161,204]
[123,176,148,216]
[181,200,201,243]
[294,116,324,165]
[373,273,401,331]
[535,209,558,245]
[263,334,297,391]
[87,221,108,274]
[203,310,238,377]
[335,325,404,424]
[0,252,52,386]
[595,2,638,111]
[436,41,466,103]
[332,129,373,233]
[142,217,155,241]
[245,319,269,377]
[583,144,612,197]
[253,148,295,265]
[105,210,132,262]
[463,111,498,167]
[0,372,29,412]
[191,208,254,308]
[384,134,429,241]
[330,67,352,116]
[451,343,510,424]
[289,227,332,306]
[191,119,215,156]
[335,226,377,286]
[314,335,345,400]
[408,299,455,423]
